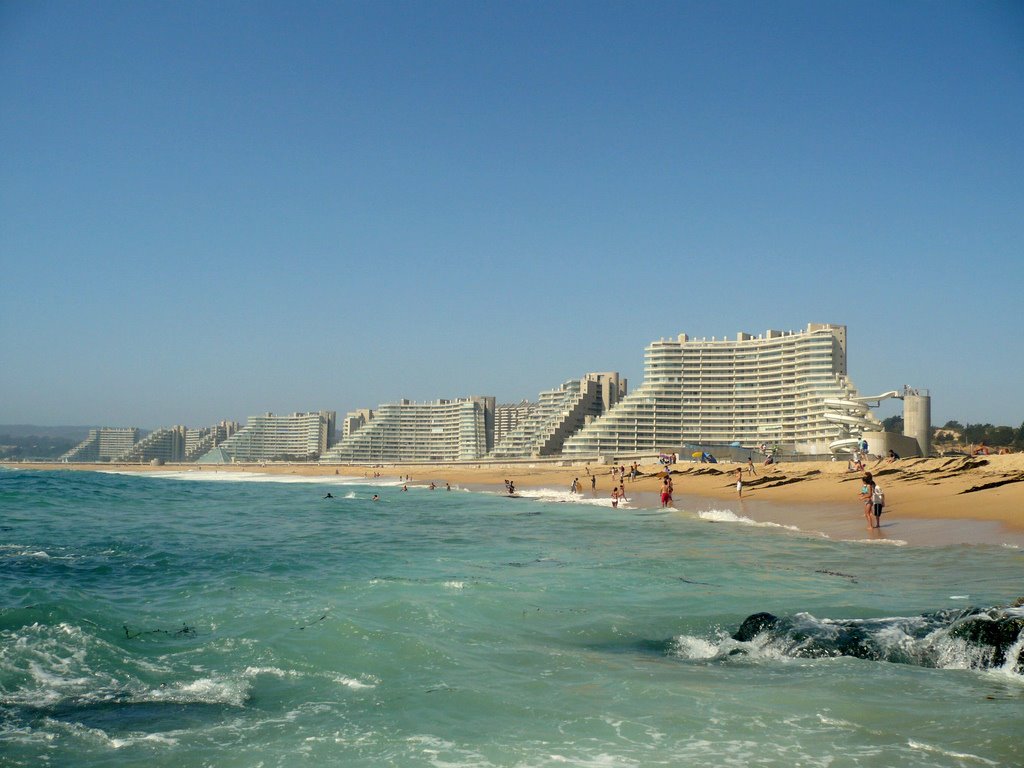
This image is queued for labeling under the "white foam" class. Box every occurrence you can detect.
[101,469,402,488]
[697,508,800,531]
[242,665,377,689]
[907,739,998,765]
[143,676,251,707]
[670,634,721,660]
[333,674,376,689]
[443,580,465,590]
[515,487,633,509]
[0,546,51,559]
[110,732,179,749]
[847,537,908,546]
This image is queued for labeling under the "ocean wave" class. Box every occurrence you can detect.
[696,508,800,531]
[0,547,51,559]
[144,676,251,707]
[693,607,1024,677]
[907,739,999,765]
[514,487,633,509]
[99,469,395,487]
[243,665,378,690]
[846,537,908,546]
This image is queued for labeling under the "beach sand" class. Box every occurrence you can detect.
[7,454,1023,548]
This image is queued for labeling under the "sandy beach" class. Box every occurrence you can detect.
[8,454,1023,548]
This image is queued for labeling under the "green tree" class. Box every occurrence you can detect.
[989,426,1014,446]
[881,415,904,432]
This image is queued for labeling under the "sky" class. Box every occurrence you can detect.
[1,1,1022,430]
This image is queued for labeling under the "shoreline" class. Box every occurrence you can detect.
[5,455,1023,548]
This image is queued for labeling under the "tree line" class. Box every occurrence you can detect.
[0,433,78,460]
[881,417,1024,450]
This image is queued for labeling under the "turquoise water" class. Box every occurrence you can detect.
[1,468,1021,767]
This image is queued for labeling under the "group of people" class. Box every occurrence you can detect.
[660,474,674,507]
[504,479,516,495]
[608,463,640,483]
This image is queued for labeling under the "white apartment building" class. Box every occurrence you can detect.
[60,427,142,462]
[562,324,876,456]
[117,426,187,463]
[493,400,537,447]
[207,411,336,462]
[321,397,495,463]
[184,421,240,461]
[491,372,626,458]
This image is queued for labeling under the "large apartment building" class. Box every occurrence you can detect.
[562,323,875,456]
[117,426,187,463]
[491,372,626,458]
[204,411,336,462]
[493,400,537,447]
[321,397,495,463]
[60,427,142,462]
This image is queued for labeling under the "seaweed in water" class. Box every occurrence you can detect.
[123,622,196,640]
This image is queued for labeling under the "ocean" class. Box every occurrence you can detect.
[1,468,1021,767]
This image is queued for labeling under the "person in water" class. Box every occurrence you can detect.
[372,494,379,502]
[660,476,672,508]
[324,492,334,499]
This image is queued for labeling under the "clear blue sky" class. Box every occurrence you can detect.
[2,1,1022,429]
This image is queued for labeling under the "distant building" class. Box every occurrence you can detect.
[342,409,374,440]
[321,397,495,463]
[184,421,240,461]
[117,426,187,463]
[60,427,142,462]
[491,372,626,458]
[562,324,876,456]
[203,411,336,462]
[493,400,536,447]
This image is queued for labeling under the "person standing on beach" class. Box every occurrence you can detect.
[871,481,885,528]
[735,468,744,498]
[591,474,596,491]
[661,476,672,508]
[611,486,620,508]
[859,473,875,529]
[571,477,579,493]
[746,457,756,476]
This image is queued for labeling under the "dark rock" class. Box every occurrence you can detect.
[732,612,779,642]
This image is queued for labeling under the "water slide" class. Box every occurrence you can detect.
[823,412,876,428]
[828,437,862,453]
[824,391,901,454]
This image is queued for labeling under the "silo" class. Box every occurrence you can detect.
[903,390,931,457]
